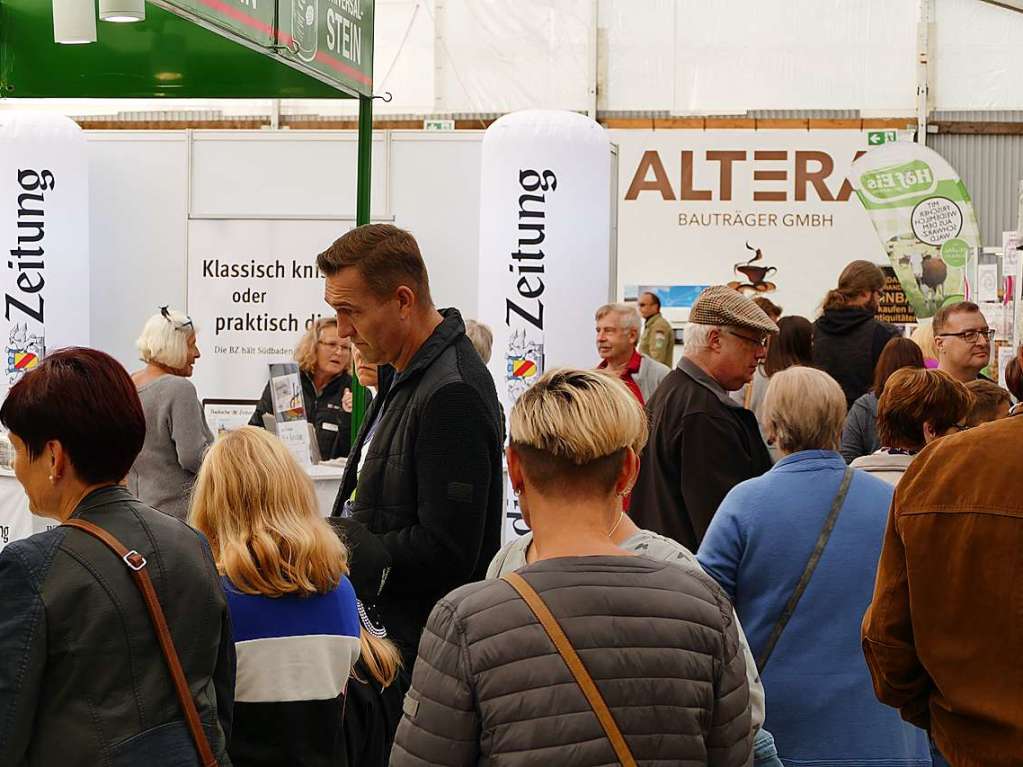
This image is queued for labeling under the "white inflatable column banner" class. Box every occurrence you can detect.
[0,112,90,394]
[0,112,90,550]
[477,110,612,543]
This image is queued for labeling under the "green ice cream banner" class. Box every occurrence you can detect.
[850,143,981,319]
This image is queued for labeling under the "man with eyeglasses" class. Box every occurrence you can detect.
[932,301,994,383]
[632,286,779,552]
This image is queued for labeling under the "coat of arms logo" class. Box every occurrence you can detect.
[505,329,544,401]
[6,324,44,384]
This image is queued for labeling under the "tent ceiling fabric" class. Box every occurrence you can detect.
[3,0,1022,114]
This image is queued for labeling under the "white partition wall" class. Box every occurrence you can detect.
[85,130,484,396]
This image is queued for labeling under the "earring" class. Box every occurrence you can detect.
[513,487,522,496]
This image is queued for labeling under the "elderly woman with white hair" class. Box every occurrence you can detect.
[697,366,930,766]
[127,306,213,519]
[392,368,753,766]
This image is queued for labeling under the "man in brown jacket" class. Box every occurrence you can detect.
[862,415,1023,767]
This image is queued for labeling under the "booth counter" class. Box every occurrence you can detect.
[0,463,345,554]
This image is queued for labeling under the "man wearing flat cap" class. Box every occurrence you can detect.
[631,286,778,551]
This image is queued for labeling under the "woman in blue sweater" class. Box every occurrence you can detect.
[698,366,929,767]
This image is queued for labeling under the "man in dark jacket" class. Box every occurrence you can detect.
[813,260,900,409]
[318,224,503,667]
[631,286,777,551]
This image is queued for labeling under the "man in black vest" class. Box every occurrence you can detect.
[319,224,504,667]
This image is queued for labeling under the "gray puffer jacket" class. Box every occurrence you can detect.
[391,555,753,767]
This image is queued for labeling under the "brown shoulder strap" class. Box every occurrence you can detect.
[62,518,218,767]
[501,571,637,767]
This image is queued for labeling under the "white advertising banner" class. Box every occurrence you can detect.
[849,142,981,320]
[0,112,90,550]
[0,112,90,396]
[613,129,908,320]
[477,110,612,542]
[187,219,349,401]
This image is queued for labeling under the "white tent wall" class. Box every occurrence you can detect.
[8,0,1023,120]
[934,0,1023,110]
[86,130,484,380]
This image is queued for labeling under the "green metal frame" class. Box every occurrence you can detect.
[349,93,373,439]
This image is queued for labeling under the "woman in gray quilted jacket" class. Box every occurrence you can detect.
[391,369,753,767]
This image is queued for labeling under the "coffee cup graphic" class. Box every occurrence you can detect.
[291,0,318,63]
[736,265,777,284]
[727,243,779,294]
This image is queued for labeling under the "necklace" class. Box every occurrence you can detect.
[607,510,625,538]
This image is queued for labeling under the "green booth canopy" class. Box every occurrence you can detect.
[0,0,373,98]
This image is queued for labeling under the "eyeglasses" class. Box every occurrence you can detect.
[160,305,193,331]
[318,340,344,350]
[936,328,996,344]
[724,329,769,349]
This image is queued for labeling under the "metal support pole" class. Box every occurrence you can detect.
[350,94,374,441]
[356,94,373,227]
[916,0,934,144]
[586,0,599,120]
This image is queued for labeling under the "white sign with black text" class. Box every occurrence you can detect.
[187,218,350,401]
[477,110,614,543]
[0,112,90,401]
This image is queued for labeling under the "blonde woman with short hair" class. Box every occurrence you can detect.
[698,366,930,766]
[249,317,362,461]
[392,369,754,766]
[128,306,213,519]
[190,426,367,766]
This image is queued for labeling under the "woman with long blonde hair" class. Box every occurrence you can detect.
[190,426,363,767]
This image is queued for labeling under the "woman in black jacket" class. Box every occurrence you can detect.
[0,348,234,767]
[249,317,364,460]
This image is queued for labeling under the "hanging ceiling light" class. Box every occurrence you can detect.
[99,0,145,22]
[52,0,97,44]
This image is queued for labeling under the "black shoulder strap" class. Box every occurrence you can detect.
[756,467,855,672]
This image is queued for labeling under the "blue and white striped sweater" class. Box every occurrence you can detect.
[223,575,362,704]
[223,575,362,766]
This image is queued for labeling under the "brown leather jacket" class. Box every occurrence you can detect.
[862,416,1023,766]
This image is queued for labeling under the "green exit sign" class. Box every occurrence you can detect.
[868,130,898,146]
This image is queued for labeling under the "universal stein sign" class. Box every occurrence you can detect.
[477,111,613,543]
[0,113,90,403]
[613,130,904,319]
[179,0,375,96]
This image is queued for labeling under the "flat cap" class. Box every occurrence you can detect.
[689,286,780,334]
